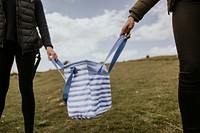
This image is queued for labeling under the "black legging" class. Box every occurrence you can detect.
[0,40,37,133]
[173,0,200,132]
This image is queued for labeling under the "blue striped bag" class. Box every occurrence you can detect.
[51,35,127,119]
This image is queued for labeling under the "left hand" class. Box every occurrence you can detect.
[46,46,58,60]
[120,17,135,39]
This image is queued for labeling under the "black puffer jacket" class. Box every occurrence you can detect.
[0,0,52,53]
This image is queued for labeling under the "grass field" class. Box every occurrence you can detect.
[0,55,183,133]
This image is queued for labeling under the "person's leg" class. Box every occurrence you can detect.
[173,0,200,132]
[0,40,15,117]
[15,42,37,133]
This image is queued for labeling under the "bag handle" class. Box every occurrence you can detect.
[51,35,127,76]
[50,57,66,80]
[101,35,127,73]
[50,57,73,102]
[50,36,127,102]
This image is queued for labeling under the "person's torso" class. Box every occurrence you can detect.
[0,0,42,53]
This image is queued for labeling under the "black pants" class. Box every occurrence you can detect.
[0,40,37,133]
[173,0,200,132]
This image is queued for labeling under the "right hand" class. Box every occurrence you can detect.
[120,17,135,39]
[46,46,58,60]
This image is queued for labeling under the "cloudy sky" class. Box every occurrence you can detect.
[12,0,177,72]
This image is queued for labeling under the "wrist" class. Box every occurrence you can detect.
[45,45,53,50]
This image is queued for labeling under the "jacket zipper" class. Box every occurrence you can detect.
[0,5,6,48]
[16,0,24,54]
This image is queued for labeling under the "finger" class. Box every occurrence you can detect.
[126,34,131,39]
[47,53,51,60]
[53,54,58,60]
[120,27,126,36]
[51,53,58,60]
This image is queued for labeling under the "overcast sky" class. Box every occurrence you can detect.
[12,0,177,72]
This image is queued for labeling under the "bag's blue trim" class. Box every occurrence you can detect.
[68,91,111,97]
[68,95,111,102]
[69,87,111,94]
[71,77,110,83]
[70,82,110,88]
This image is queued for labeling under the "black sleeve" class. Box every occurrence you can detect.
[34,0,53,48]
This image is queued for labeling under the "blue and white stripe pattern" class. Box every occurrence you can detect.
[64,60,112,119]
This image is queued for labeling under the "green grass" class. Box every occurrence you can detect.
[0,55,183,133]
